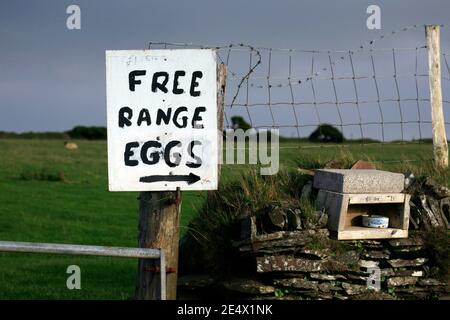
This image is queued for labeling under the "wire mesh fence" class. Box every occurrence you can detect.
[148,24,450,164]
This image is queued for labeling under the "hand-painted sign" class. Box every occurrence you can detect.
[106,49,218,191]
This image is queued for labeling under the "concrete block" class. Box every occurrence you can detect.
[313,169,404,194]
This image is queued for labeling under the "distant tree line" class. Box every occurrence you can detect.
[0,120,435,144]
[230,117,346,143]
[0,126,107,140]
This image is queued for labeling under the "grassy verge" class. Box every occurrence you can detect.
[0,139,448,299]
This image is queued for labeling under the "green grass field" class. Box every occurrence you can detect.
[0,139,448,299]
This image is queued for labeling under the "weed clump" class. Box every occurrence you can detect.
[19,167,65,182]
[183,169,311,274]
[421,228,450,281]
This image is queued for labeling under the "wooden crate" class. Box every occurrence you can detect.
[316,190,410,240]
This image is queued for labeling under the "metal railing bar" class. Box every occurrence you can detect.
[0,241,161,259]
[0,240,166,300]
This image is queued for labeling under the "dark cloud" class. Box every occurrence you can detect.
[1,0,450,140]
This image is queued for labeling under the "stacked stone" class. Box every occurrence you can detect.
[228,230,448,300]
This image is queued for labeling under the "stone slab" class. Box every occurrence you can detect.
[256,255,323,273]
[313,169,405,194]
[387,258,428,268]
[387,276,418,287]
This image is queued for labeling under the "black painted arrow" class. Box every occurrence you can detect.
[139,173,201,185]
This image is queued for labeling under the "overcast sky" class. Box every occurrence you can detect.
[1,0,450,140]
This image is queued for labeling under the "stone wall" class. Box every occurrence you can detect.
[179,228,448,300]
[178,173,450,300]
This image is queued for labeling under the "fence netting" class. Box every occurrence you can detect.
[148,24,450,163]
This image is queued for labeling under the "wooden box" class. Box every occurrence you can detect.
[316,190,410,240]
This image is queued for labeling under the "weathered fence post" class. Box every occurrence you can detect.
[426,25,448,168]
[135,189,181,300]
[217,63,227,178]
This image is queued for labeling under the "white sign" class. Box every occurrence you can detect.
[106,49,218,191]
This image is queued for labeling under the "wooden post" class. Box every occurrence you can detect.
[135,188,181,300]
[134,63,226,300]
[217,63,227,179]
[426,25,448,168]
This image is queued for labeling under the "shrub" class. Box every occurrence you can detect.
[308,124,344,143]
[66,126,106,140]
[230,116,251,131]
